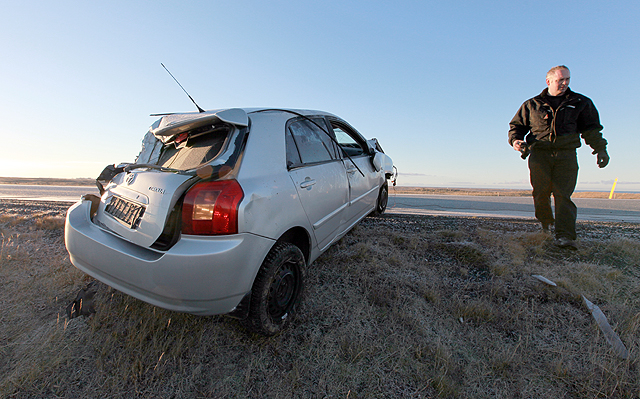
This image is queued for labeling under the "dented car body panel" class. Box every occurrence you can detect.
[96,171,195,248]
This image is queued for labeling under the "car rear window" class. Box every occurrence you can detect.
[157,127,230,171]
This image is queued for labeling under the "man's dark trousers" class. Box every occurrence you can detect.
[528,149,579,240]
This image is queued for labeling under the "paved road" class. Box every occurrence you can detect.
[1,184,639,223]
[387,193,640,223]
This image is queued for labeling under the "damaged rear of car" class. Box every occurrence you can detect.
[65,108,394,335]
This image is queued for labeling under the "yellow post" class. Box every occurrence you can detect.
[609,178,618,199]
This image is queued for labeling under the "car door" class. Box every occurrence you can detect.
[330,119,380,226]
[286,117,349,251]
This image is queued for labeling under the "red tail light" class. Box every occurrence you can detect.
[181,180,244,235]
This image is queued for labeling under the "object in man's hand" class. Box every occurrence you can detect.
[596,149,609,168]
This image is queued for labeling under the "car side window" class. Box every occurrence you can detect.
[332,122,367,157]
[287,118,338,168]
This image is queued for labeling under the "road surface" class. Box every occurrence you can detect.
[387,193,640,223]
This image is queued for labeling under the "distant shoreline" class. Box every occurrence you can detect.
[2,177,639,199]
[0,177,96,187]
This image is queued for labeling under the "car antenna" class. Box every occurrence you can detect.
[161,63,205,113]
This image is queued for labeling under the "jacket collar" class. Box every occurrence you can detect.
[535,88,578,107]
[539,87,574,100]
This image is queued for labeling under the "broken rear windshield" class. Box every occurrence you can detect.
[157,126,230,171]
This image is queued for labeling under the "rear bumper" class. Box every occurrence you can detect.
[64,200,275,315]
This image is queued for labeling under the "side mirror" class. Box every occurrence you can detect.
[371,152,394,176]
[372,152,384,171]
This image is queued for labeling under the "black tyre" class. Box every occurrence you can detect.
[243,242,305,336]
[372,182,388,215]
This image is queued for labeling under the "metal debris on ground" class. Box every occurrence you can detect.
[532,274,557,287]
[66,280,98,319]
[531,274,629,359]
[582,295,629,359]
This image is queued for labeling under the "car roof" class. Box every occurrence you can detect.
[244,108,335,117]
[148,108,348,142]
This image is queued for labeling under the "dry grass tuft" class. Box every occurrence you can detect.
[1,207,639,398]
[34,216,65,230]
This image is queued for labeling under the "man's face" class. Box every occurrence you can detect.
[546,69,570,96]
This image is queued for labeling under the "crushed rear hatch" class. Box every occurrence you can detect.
[93,109,250,248]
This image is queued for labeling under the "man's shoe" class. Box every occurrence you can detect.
[555,237,577,250]
[542,223,554,233]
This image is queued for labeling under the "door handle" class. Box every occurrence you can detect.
[300,178,316,189]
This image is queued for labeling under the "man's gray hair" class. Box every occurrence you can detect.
[547,65,570,79]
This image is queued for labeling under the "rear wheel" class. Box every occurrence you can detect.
[243,242,305,336]
[372,182,388,215]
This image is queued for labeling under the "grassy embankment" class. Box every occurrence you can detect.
[1,208,639,398]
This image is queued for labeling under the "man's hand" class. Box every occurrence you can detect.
[512,140,527,152]
[596,149,610,168]
[513,140,530,159]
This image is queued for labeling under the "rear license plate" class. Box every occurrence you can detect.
[105,196,146,229]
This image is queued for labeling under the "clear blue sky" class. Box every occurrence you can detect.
[2,1,639,191]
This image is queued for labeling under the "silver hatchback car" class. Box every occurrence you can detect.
[65,108,394,335]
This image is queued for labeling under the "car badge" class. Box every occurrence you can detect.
[149,186,166,195]
[126,173,136,185]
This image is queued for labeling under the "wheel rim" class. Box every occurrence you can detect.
[267,261,299,319]
[379,187,388,212]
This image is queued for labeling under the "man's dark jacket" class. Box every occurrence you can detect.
[508,88,607,152]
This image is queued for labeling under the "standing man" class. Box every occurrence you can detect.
[508,65,609,249]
